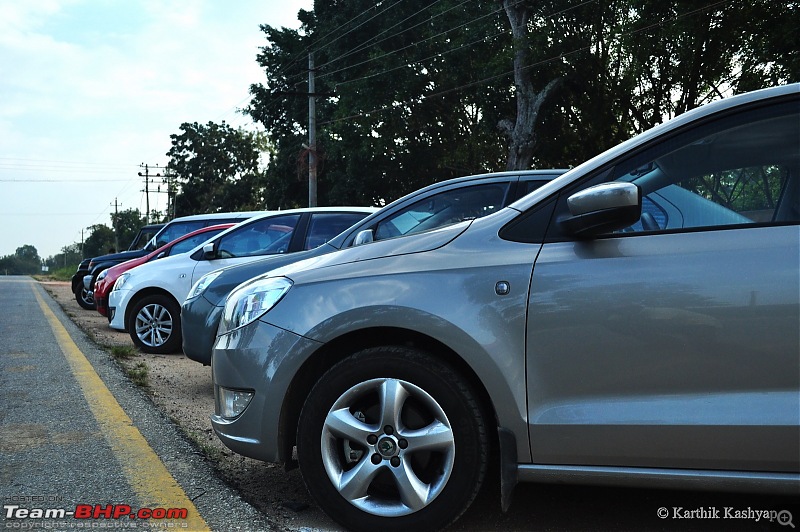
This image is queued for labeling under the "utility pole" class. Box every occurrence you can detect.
[308,52,317,208]
[139,163,170,222]
[110,198,121,252]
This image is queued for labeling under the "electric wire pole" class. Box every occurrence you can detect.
[308,53,317,207]
[139,163,172,222]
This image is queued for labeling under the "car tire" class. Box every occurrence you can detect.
[297,346,488,532]
[74,277,96,310]
[128,295,182,354]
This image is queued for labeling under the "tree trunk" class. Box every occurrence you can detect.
[499,0,561,170]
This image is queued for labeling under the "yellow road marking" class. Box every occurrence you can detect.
[33,286,211,531]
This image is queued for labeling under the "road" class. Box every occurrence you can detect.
[0,276,270,531]
[1,276,797,531]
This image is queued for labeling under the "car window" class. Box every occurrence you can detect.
[546,100,799,239]
[619,101,799,232]
[514,179,550,201]
[374,183,509,241]
[216,214,301,258]
[167,229,228,257]
[304,213,370,250]
[155,221,206,248]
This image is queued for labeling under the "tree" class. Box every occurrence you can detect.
[0,245,41,275]
[167,122,269,215]
[248,1,516,208]
[498,0,562,170]
[83,224,116,258]
[111,208,147,251]
[246,0,798,205]
[45,244,82,270]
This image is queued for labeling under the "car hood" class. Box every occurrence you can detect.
[245,220,472,287]
[90,249,146,264]
[203,244,337,305]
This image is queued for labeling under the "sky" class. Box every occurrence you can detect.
[0,0,312,260]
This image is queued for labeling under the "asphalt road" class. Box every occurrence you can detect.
[1,276,797,532]
[0,277,271,531]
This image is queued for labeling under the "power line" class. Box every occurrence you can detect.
[0,178,134,182]
[319,0,733,126]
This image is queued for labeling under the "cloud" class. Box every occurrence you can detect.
[0,0,310,258]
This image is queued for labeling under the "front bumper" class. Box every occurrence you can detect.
[181,296,222,365]
[210,320,322,463]
[96,296,108,317]
[107,289,132,331]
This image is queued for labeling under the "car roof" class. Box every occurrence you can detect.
[164,211,267,223]
[185,206,379,254]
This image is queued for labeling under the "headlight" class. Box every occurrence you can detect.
[220,277,292,333]
[112,272,130,292]
[187,270,222,301]
[96,270,107,282]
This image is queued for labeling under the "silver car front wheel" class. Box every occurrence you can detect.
[297,346,488,532]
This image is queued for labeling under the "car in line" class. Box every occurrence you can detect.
[71,223,163,309]
[93,224,235,317]
[181,169,566,365]
[72,212,262,310]
[209,84,800,532]
[108,207,376,354]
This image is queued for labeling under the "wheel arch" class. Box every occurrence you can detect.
[278,326,500,467]
[124,287,181,331]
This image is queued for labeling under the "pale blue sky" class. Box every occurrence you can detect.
[0,0,311,260]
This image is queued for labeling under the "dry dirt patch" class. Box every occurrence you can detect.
[39,281,336,531]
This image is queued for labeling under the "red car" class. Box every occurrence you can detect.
[94,224,234,317]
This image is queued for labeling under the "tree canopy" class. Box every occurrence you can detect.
[244,0,797,208]
[167,121,270,215]
[0,245,42,275]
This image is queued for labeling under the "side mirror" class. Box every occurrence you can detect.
[560,182,641,237]
[202,242,216,260]
[353,229,374,247]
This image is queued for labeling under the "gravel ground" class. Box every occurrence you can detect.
[40,280,341,531]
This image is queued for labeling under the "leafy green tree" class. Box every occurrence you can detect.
[0,245,41,275]
[46,244,82,270]
[110,208,147,251]
[247,0,798,203]
[167,122,269,215]
[83,224,116,258]
[248,1,515,208]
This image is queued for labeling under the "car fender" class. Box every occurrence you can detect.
[256,216,539,461]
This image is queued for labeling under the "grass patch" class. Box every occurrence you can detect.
[124,362,149,388]
[110,345,138,360]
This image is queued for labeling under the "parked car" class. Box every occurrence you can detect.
[71,212,261,310]
[93,224,235,317]
[71,223,163,309]
[210,84,800,532]
[181,169,566,365]
[108,207,377,354]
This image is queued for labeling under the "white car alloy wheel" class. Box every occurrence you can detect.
[297,346,488,532]
[128,294,182,354]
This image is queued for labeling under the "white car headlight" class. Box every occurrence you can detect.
[187,270,222,301]
[112,272,130,292]
[220,277,292,334]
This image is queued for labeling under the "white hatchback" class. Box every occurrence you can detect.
[108,206,376,353]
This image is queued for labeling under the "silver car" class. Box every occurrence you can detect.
[181,169,565,365]
[211,84,800,532]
